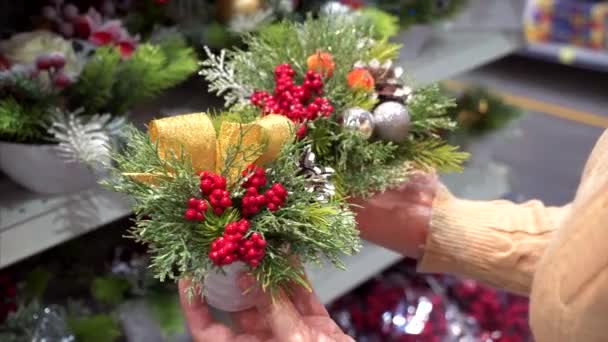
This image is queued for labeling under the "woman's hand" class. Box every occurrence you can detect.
[179,276,353,342]
[350,172,438,258]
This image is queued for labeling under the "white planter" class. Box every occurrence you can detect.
[203,262,257,312]
[0,141,98,194]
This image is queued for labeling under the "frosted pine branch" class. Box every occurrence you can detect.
[48,108,126,170]
[199,46,252,107]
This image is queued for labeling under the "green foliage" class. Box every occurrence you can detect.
[23,268,51,302]
[72,36,198,116]
[0,97,51,142]
[91,276,131,306]
[70,47,121,114]
[409,84,458,134]
[375,0,469,28]
[358,8,400,39]
[447,86,523,138]
[0,301,40,342]
[104,126,359,294]
[147,291,185,338]
[368,40,402,62]
[67,314,121,342]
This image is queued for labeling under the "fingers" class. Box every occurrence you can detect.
[238,274,311,341]
[178,278,235,342]
[289,278,329,317]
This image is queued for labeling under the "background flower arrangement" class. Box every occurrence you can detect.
[0,0,197,193]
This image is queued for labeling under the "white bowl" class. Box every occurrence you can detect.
[0,141,98,194]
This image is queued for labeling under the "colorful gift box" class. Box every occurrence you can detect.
[525,0,608,49]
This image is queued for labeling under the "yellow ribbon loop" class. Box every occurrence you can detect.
[124,113,292,186]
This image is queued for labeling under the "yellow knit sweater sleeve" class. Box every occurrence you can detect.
[417,184,571,295]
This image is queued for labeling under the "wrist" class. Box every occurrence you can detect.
[351,183,435,259]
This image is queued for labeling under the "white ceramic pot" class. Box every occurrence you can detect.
[203,262,257,312]
[0,141,98,194]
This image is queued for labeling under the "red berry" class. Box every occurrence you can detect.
[214,207,224,216]
[48,52,66,69]
[251,232,261,241]
[197,201,208,212]
[296,124,308,139]
[220,197,232,208]
[184,209,197,220]
[256,239,267,248]
[188,197,199,208]
[247,249,258,259]
[35,55,52,70]
[53,72,72,88]
[266,190,276,198]
[196,212,205,221]
[267,203,278,211]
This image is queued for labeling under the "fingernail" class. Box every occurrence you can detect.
[237,273,255,292]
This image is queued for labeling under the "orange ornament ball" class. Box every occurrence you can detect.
[347,68,375,92]
[307,51,335,78]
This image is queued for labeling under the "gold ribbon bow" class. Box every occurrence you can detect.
[125,113,293,185]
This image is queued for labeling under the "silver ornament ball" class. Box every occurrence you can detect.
[342,107,375,139]
[372,101,410,142]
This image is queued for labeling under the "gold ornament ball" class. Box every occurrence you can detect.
[216,0,264,22]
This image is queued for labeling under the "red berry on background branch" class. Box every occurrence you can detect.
[53,72,72,88]
[250,63,334,123]
[35,54,53,70]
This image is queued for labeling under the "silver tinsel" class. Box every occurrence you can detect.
[342,107,375,139]
[298,146,336,202]
[32,306,75,342]
[372,101,410,143]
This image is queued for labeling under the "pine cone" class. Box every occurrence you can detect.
[354,59,412,102]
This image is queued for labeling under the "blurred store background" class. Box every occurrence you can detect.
[1,0,607,341]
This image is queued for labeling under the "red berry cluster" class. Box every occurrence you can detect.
[241,165,288,216]
[265,183,288,212]
[183,172,232,221]
[34,52,72,88]
[184,197,208,221]
[209,220,267,267]
[242,164,267,188]
[250,64,334,123]
[200,171,232,216]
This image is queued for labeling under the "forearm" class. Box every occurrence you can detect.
[418,184,571,295]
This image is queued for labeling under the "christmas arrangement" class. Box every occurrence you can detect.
[0,0,197,166]
[103,14,465,311]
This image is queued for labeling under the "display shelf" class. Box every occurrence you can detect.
[522,43,608,73]
[0,179,131,268]
[400,29,523,85]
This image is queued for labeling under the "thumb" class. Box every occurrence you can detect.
[238,274,310,341]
